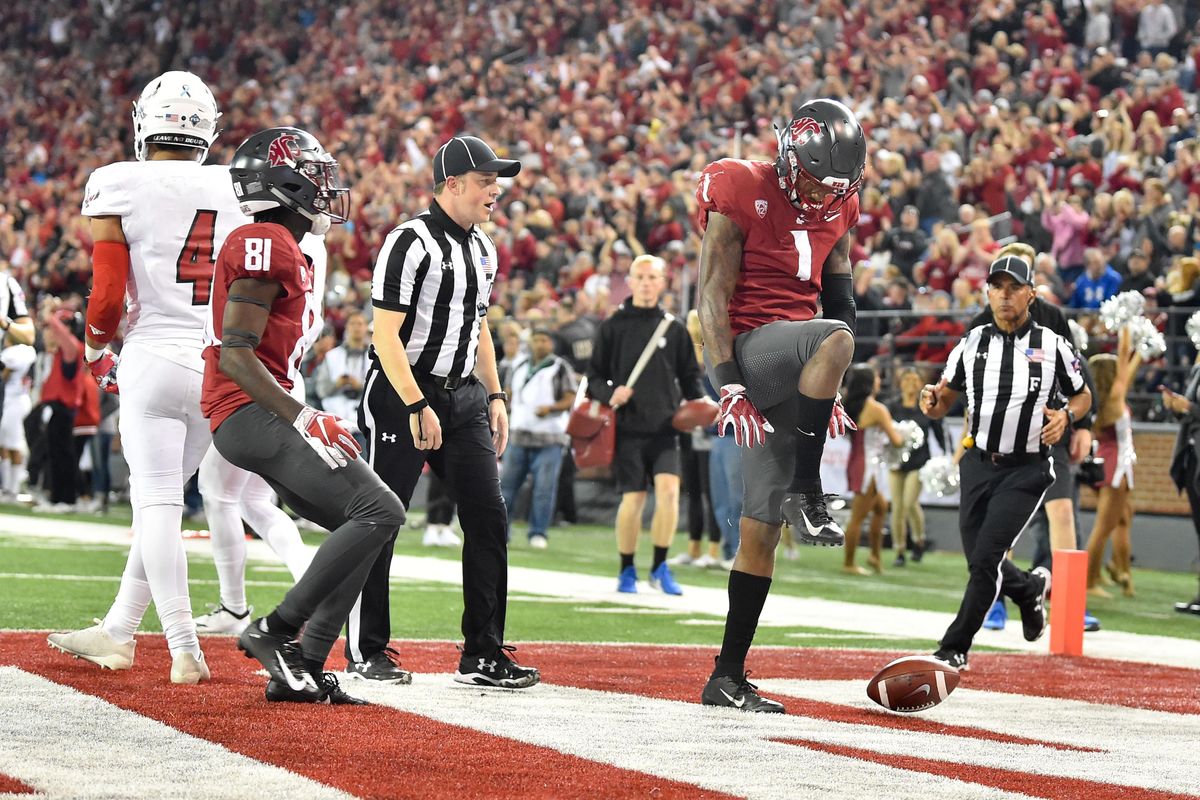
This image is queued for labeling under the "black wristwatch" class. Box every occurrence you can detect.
[487,391,508,403]
[1065,407,1077,427]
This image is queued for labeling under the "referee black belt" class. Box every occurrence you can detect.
[974,449,1044,467]
[413,369,471,391]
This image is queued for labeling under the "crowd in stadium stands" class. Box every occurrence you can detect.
[1,1,1200,509]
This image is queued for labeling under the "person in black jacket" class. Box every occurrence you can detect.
[586,255,704,595]
[1163,356,1200,615]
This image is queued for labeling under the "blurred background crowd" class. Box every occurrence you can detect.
[1,0,1199,511]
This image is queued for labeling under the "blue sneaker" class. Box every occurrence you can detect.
[1084,610,1101,632]
[983,599,1007,630]
[649,562,683,596]
[617,566,638,593]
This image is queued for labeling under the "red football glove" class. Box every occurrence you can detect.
[293,406,361,469]
[716,384,774,448]
[86,350,120,394]
[828,392,856,439]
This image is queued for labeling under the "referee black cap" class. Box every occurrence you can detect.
[433,135,521,186]
[987,255,1034,286]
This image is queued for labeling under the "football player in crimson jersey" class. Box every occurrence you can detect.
[202,127,405,705]
[47,71,235,685]
[696,99,867,713]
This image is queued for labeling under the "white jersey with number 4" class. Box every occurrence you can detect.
[81,160,243,369]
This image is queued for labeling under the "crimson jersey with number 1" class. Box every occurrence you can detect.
[201,222,320,431]
[81,161,242,362]
[694,159,859,337]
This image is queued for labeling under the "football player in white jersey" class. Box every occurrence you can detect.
[0,340,36,498]
[192,235,326,634]
[46,71,237,684]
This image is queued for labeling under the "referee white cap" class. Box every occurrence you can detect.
[987,255,1034,286]
[433,135,521,186]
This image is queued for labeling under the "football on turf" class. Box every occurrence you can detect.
[865,655,959,713]
[671,398,720,431]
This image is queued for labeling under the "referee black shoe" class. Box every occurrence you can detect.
[701,671,785,713]
[345,646,414,685]
[267,672,369,705]
[237,618,320,700]
[453,645,540,689]
[1018,567,1052,642]
[780,491,845,546]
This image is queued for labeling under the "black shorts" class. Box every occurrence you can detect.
[1043,440,1075,502]
[613,429,680,494]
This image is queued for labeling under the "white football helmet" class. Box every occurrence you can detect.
[131,71,220,162]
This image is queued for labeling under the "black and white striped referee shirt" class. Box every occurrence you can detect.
[942,317,1086,455]
[371,200,499,379]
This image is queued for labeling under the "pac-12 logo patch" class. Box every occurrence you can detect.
[755,199,768,218]
[267,133,300,168]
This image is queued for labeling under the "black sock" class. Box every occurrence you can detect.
[791,393,834,493]
[304,657,324,677]
[652,545,669,571]
[714,570,772,677]
[620,552,635,571]
[265,609,300,638]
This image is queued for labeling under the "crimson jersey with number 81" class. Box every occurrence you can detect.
[694,159,859,337]
[201,222,319,431]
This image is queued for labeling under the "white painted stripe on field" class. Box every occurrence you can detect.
[0,667,354,800]
[353,675,1040,800]
[3,513,1199,670]
[757,678,1200,795]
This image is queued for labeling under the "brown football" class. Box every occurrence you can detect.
[865,655,960,713]
[671,398,720,432]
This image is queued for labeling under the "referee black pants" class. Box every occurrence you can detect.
[351,366,509,661]
[939,450,1054,654]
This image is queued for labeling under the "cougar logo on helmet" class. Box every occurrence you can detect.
[267,134,301,168]
[789,117,821,145]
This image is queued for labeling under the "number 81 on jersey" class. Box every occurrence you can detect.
[244,238,273,271]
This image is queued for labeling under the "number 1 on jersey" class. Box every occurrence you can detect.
[176,210,218,305]
[790,230,813,280]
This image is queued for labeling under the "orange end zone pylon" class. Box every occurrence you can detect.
[1049,549,1087,656]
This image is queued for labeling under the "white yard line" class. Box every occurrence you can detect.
[0,667,353,800]
[2,513,1197,670]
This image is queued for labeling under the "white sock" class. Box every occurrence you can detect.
[103,533,150,644]
[243,498,311,580]
[137,504,197,655]
[206,498,248,613]
[10,462,26,495]
[157,595,201,658]
[0,460,10,493]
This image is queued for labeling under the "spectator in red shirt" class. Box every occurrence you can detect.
[894,291,964,364]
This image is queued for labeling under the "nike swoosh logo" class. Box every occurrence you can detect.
[797,429,816,437]
[719,688,746,708]
[901,684,932,704]
[276,651,316,693]
[799,509,827,539]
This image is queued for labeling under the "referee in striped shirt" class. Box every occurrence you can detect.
[349,135,539,689]
[920,256,1091,671]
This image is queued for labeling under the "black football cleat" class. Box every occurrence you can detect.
[1018,567,1052,642]
[345,646,413,685]
[701,672,785,713]
[1175,594,1200,615]
[780,491,845,546]
[267,672,369,705]
[237,618,320,700]
[454,645,540,689]
[931,648,970,672]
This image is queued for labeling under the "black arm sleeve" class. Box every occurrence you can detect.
[820,272,856,332]
[584,323,616,404]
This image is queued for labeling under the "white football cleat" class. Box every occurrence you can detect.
[667,552,696,566]
[170,651,210,685]
[422,526,441,547]
[47,619,136,670]
[438,526,462,547]
[194,603,253,635]
[692,554,717,569]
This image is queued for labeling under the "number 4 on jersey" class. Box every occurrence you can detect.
[176,209,218,305]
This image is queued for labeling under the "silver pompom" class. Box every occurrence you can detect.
[1067,318,1088,353]
[1125,316,1166,360]
[918,455,960,497]
[1187,310,1200,349]
[1099,291,1145,332]
[884,419,925,470]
